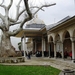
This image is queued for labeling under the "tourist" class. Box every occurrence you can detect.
[69,51,72,60]
[28,51,31,59]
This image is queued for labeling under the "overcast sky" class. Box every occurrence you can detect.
[0,0,75,50]
[37,0,75,25]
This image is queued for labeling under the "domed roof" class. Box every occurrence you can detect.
[27,15,45,25]
[25,15,45,28]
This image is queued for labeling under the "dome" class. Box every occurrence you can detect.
[25,15,45,28]
[26,15,45,25]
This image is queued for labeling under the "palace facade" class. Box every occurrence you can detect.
[16,15,75,63]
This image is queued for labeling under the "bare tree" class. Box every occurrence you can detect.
[0,0,56,57]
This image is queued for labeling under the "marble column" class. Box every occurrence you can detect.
[61,42,64,59]
[44,39,46,51]
[72,41,75,62]
[54,42,56,58]
[21,38,23,51]
[48,43,50,58]
[35,41,37,52]
[24,35,26,58]
[42,37,44,57]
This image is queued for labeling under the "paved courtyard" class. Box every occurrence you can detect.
[2,57,75,70]
[1,56,75,71]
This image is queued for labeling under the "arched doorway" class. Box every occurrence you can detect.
[49,36,54,57]
[63,31,72,59]
[72,30,75,60]
[73,30,75,49]
[55,34,62,58]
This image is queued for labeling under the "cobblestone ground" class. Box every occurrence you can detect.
[1,56,75,71]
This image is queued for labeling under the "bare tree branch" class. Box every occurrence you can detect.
[9,1,44,24]
[31,6,44,11]
[0,13,5,22]
[0,0,7,8]
[0,0,4,5]
[9,6,44,23]
[15,0,22,21]
[20,1,56,28]
[24,0,32,19]
[9,0,22,23]
[20,0,33,28]
[10,21,21,26]
[8,0,13,10]
[0,0,56,36]
[33,3,56,15]
[9,0,33,27]
[8,28,22,36]
[0,24,4,31]
[9,9,24,23]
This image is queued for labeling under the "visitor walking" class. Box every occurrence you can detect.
[28,51,31,59]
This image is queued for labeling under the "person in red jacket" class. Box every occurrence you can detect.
[64,51,68,58]
[69,51,72,60]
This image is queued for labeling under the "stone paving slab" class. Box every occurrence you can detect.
[1,57,75,71]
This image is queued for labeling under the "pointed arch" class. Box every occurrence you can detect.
[63,30,70,40]
[49,36,54,57]
[49,36,53,42]
[63,30,72,59]
[55,33,60,42]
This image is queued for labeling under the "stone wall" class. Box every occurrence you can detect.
[0,57,25,63]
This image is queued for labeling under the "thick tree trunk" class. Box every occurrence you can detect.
[0,31,16,57]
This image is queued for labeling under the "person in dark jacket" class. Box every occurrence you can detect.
[28,51,31,59]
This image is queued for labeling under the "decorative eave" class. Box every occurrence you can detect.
[48,16,75,33]
[15,28,42,37]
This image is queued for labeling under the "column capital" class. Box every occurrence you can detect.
[72,41,75,43]
[53,41,56,45]
[70,37,75,42]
